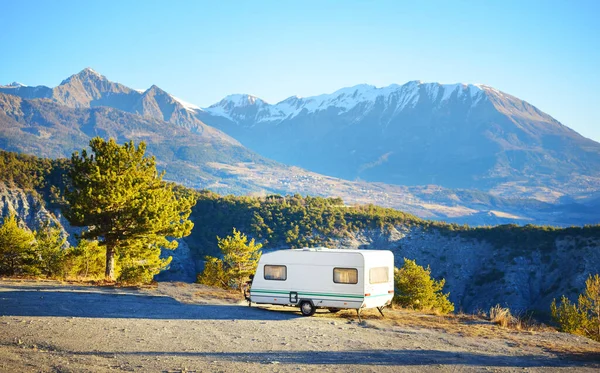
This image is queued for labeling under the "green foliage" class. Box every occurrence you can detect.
[437,223,600,260]
[578,274,600,341]
[0,150,70,207]
[65,137,196,282]
[551,274,600,341]
[394,258,454,314]
[188,192,422,257]
[64,240,107,280]
[551,296,586,334]
[117,240,172,285]
[198,228,262,292]
[0,213,36,275]
[32,224,67,277]
[197,256,229,288]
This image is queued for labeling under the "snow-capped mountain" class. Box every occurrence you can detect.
[2,68,600,225]
[3,69,600,200]
[203,81,490,124]
[198,81,600,197]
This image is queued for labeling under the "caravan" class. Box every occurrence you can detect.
[246,248,394,319]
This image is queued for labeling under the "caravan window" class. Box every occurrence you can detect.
[333,268,358,284]
[264,265,287,281]
[369,266,389,284]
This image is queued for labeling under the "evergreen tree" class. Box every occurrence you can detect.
[552,274,600,341]
[579,274,600,340]
[198,228,262,292]
[551,295,586,335]
[64,240,106,280]
[0,213,35,275]
[33,223,67,277]
[65,137,195,282]
[394,258,454,314]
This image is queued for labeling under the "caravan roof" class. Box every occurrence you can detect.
[260,248,393,266]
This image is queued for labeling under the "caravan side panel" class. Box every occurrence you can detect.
[250,250,366,309]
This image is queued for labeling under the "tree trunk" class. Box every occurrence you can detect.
[105,245,116,281]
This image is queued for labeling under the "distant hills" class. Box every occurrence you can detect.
[0,69,276,194]
[1,68,599,226]
[197,82,600,202]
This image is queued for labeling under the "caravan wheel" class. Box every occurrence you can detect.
[299,301,316,316]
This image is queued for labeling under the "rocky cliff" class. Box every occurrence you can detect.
[0,182,60,230]
[331,225,600,314]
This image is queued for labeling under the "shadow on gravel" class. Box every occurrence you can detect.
[72,349,600,367]
[0,288,300,321]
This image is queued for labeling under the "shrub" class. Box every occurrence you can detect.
[33,224,67,278]
[116,241,172,285]
[0,213,36,275]
[197,228,262,292]
[551,274,600,341]
[118,264,157,285]
[394,258,454,314]
[489,305,512,328]
[489,305,542,330]
[64,240,107,280]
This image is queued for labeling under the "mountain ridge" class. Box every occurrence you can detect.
[195,81,600,200]
[1,68,599,225]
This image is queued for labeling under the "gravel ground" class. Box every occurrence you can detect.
[0,280,599,372]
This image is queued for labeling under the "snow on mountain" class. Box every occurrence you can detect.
[171,95,201,112]
[203,81,491,124]
[1,82,27,88]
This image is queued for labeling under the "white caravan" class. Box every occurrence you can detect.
[246,248,394,320]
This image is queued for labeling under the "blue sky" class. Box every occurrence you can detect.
[1,0,599,141]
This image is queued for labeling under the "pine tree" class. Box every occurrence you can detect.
[0,213,36,275]
[198,228,262,292]
[64,240,106,280]
[553,274,600,341]
[65,137,196,282]
[33,223,67,277]
[394,258,454,314]
[579,274,600,340]
[550,296,586,335]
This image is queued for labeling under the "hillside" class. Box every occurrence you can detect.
[0,92,278,195]
[198,82,600,201]
[187,193,600,313]
[0,149,599,312]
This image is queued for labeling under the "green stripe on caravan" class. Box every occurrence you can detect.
[251,289,389,299]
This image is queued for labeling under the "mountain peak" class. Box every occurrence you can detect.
[60,67,106,85]
[145,84,167,94]
[216,94,266,107]
[4,82,27,88]
[82,67,101,75]
[202,80,506,125]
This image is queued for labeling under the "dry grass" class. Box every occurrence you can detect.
[489,304,511,327]
[323,305,600,358]
[323,304,600,358]
[488,304,545,331]
[193,287,244,303]
[328,305,554,340]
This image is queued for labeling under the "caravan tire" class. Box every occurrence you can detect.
[328,308,341,313]
[299,301,316,316]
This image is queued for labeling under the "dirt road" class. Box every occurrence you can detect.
[0,280,598,372]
